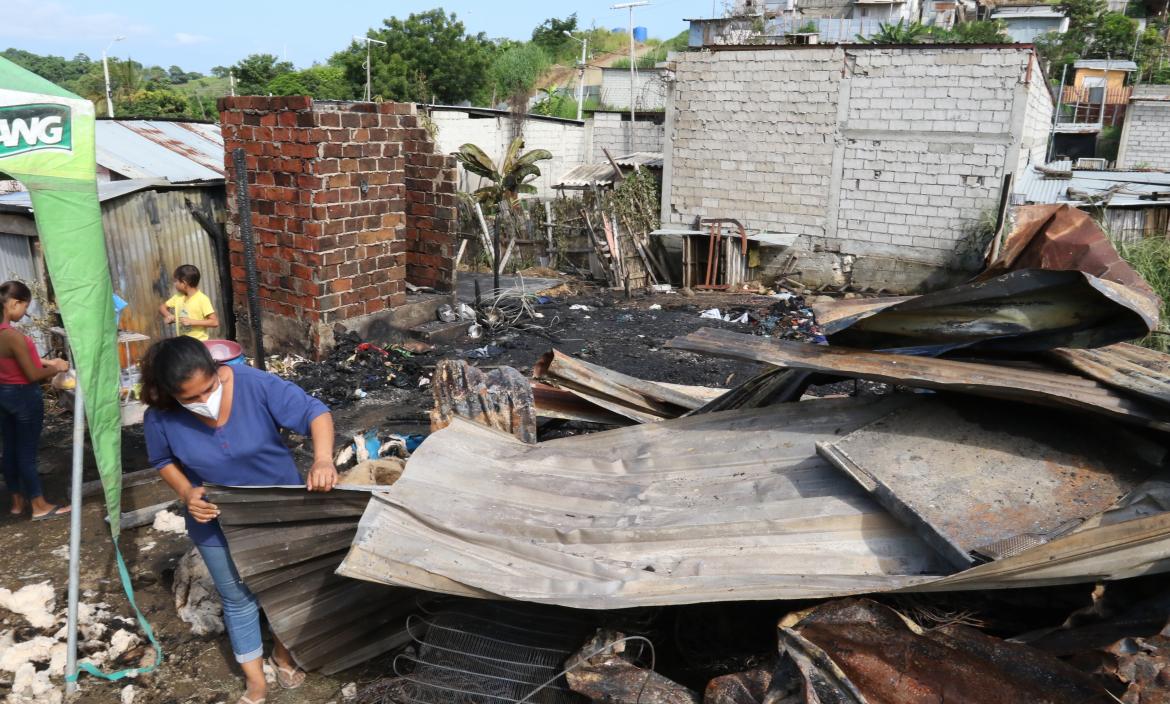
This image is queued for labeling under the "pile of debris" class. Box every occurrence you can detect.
[208,205,1170,702]
[326,205,1170,701]
[283,331,428,407]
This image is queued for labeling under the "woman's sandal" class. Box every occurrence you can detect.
[236,696,264,704]
[266,656,306,689]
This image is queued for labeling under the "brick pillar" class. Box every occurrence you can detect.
[404,135,458,290]
[218,97,455,357]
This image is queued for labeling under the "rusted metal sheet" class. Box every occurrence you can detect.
[817,396,1161,569]
[813,204,1161,353]
[1050,342,1170,408]
[95,119,225,183]
[430,359,537,443]
[212,485,420,675]
[667,328,1170,433]
[534,349,713,424]
[102,187,226,343]
[778,599,1114,704]
[338,397,950,607]
[532,382,633,425]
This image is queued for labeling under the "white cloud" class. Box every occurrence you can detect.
[0,0,152,43]
[173,32,211,46]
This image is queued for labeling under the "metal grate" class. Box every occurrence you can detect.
[391,601,591,704]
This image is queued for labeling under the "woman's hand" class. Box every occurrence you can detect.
[307,459,337,493]
[46,359,69,373]
[184,486,219,523]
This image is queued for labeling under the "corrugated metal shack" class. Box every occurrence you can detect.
[1014,161,1170,242]
[0,118,227,345]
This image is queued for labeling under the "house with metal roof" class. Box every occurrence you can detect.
[94,119,225,184]
[990,5,1069,43]
[1013,161,1170,242]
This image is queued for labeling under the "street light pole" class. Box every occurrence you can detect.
[354,35,387,102]
[612,2,648,149]
[564,31,588,121]
[101,36,125,118]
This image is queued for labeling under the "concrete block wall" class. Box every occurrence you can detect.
[600,68,668,110]
[1117,89,1170,170]
[218,97,455,356]
[662,46,1052,292]
[427,109,586,198]
[1020,58,1055,171]
[590,112,666,161]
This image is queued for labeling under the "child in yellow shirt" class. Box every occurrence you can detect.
[158,265,218,341]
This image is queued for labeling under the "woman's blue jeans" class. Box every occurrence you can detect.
[0,383,44,500]
[196,541,264,664]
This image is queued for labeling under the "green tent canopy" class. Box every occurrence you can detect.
[0,56,158,686]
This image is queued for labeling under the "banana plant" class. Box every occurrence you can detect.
[454,138,553,210]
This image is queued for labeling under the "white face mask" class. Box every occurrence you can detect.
[181,381,224,420]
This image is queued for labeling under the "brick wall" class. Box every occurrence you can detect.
[590,112,666,161]
[218,97,455,356]
[663,46,1051,292]
[1117,89,1170,170]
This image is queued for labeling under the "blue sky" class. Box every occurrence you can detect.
[2,0,714,73]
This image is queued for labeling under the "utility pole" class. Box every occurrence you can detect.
[354,35,387,102]
[101,36,125,118]
[229,70,236,97]
[564,31,588,120]
[612,2,649,152]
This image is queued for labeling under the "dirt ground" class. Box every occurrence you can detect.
[0,285,793,703]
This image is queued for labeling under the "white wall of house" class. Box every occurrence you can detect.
[662,46,1054,292]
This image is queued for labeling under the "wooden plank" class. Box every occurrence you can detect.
[473,202,494,264]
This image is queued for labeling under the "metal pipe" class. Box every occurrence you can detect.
[64,381,85,695]
[232,148,267,370]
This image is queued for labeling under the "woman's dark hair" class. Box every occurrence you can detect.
[140,336,216,411]
[0,280,32,308]
[173,264,201,288]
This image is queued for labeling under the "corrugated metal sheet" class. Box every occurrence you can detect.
[339,397,949,607]
[95,119,224,183]
[1073,59,1138,71]
[555,153,663,189]
[338,396,1170,607]
[669,327,1170,433]
[0,179,170,213]
[212,486,421,674]
[102,187,225,343]
[555,162,620,189]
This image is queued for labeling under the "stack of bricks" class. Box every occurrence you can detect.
[217,96,456,355]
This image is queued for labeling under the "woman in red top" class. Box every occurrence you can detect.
[0,281,70,519]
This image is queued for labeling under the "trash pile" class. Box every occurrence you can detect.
[203,205,1170,703]
[283,331,428,407]
[0,583,151,704]
[323,205,1170,701]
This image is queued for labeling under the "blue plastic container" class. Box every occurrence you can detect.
[633,26,648,43]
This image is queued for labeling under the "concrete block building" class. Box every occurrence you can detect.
[661,45,1054,292]
[1117,87,1170,171]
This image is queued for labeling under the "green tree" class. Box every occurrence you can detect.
[1088,12,1138,58]
[231,53,294,95]
[0,49,92,86]
[488,43,549,103]
[210,65,231,79]
[267,65,353,100]
[532,14,578,61]
[122,88,191,117]
[455,138,552,209]
[331,9,494,104]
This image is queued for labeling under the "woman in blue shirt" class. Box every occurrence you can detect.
[142,336,336,704]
